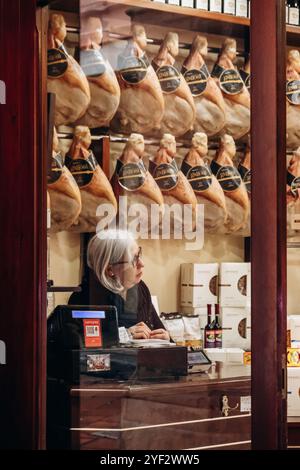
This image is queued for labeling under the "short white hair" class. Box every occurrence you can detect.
[87,229,137,294]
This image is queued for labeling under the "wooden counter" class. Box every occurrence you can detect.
[47,363,252,450]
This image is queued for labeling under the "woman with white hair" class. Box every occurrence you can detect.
[69,229,169,340]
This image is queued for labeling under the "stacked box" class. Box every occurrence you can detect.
[180,263,218,308]
[288,368,300,417]
[219,263,251,308]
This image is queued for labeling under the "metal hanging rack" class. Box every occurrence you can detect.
[66,27,247,57]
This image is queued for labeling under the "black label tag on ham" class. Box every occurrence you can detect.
[211,160,242,192]
[116,160,146,191]
[181,161,212,192]
[239,69,251,90]
[65,151,97,187]
[80,49,106,77]
[238,164,251,194]
[118,55,148,85]
[286,80,300,105]
[287,170,300,197]
[154,65,181,94]
[211,64,244,95]
[48,46,68,78]
[182,64,209,97]
[48,152,64,184]
[149,159,179,190]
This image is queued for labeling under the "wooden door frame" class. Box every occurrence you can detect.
[0,0,288,450]
[0,0,47,449]
[251,0,287,449]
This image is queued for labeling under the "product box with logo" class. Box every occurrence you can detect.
[219,263,251,308]
[221,307,251,349]
[288,368,300,417]
[181,263,218,307]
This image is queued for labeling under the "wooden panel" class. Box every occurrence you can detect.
[251,0,287,450]
[0,0,47,449]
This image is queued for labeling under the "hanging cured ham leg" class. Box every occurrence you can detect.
[76,16,120,128]
[149,134,197,230]
[111,134,164,235]
[211,134,249,232]
[65,126,117,233]
[111,25,164,135]
[287,147,300,237]
[239,55,251,92]
[211,38,250,140]
[182,133,227,231]
[152,32,196,137]
[47,14,90,126]
[286,50,300,150]
[182,36,226,137]
[47,128,82,232]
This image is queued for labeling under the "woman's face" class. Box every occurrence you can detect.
[111,243,144,290]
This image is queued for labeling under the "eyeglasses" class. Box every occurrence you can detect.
[111,246,143,268]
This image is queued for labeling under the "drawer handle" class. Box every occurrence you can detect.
[221,395,239,417]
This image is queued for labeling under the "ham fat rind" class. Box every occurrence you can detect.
[152,32,196,137]
[65,126,117,233]
[47,14,90,126]
[211,38,250,140]
[75,16,120,129]
[182,36,226,137]
[111,25,165,135]
[47,129,82,232]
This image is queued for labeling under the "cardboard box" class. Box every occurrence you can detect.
[288,315,300,342]
[221,307,251,349]
[219,263,251,307]
[288,368,300,417]
[181,263,218,307]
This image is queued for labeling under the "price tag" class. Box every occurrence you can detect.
[240,396,251,413]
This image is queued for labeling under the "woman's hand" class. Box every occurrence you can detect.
[149,329,170,341]
[129,322,151,339]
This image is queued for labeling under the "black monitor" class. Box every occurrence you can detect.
[47,305,119,350]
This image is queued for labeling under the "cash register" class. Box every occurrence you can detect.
[47,305,188,383]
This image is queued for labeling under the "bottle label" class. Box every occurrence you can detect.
[238,164,251,194]
[119,55,149,85]
[211,160,242,192]
[286,80,300,105]
[149,159,179,191]
[205,331,215,348]
[223,0,236,15]
[116,160,147,191]
[289,7,300,25]
[65,151,98,187]
[182,63,210,97]
[210,0,222,12]
[236,0,248,17]
[215,329,222,348]
[154,64,181,94]
[196,0,209,9]
[48,46,68,78]
[181,161,212,192]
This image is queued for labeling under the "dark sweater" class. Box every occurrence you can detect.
[69,272,165,331]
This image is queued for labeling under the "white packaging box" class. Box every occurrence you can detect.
[196,0,208,10]
[288,315,300,342]
[204,348,244,363]
[168,0,180,5]
[221,307,251,349]
[219,263,251,308]
[288,368,300,417]
[181,263,218,307]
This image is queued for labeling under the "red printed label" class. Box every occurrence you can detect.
[83,319,102,348]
